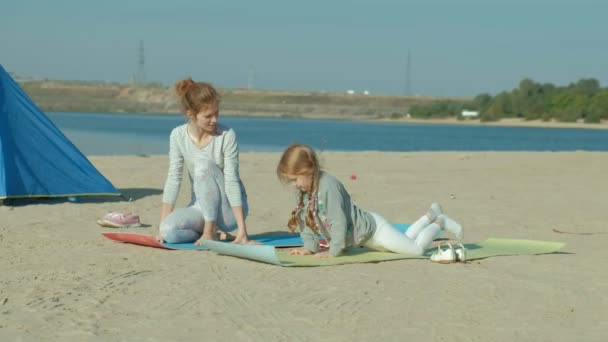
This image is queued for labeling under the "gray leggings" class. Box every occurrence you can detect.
[160,158,248,243]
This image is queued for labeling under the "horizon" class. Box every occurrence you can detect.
[2,0,607,97]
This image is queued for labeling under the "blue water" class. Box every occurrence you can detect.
[46,112,608,155]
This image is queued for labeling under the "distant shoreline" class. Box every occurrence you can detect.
[50,110,608,131]
[372,117,608,130]
[19,79,608,130]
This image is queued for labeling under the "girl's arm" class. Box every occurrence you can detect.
[288,226,319,255]
[300,225,320,253]
[322,180,349,257]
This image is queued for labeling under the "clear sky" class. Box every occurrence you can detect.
[1,0,606,97]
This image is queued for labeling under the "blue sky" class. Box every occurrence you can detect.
[1,0,606,96]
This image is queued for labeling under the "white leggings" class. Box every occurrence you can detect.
[160,158,247,243]
[364,212,440,256]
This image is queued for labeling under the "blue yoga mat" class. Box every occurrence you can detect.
[163,233,304,250]
[103,224,413,250]
[162,223,412,250]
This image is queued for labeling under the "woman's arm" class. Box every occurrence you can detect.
[231,206,257,244]
[162,128,185,206]
[160,203,174,223]
[157,128,183,242]
[155,203,175,242]
[221,129,257,244]
[221,129,244,207]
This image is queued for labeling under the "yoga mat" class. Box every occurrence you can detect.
[101,232,304,250]
[102,224,414,250]
[201,238,566,267]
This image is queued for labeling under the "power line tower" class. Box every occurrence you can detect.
[133,40,146,85]
[405,50,412,96]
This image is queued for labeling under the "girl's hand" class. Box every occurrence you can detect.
[155,233,164,243]
[313,251,334,258]
[288,247,314,255]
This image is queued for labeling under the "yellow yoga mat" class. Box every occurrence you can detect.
[202,238,566,267]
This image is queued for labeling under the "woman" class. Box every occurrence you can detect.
[157,78,255,246]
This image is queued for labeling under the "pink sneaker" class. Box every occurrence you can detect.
[97,211,141,228]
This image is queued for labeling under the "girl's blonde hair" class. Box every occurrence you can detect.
[174,77,221,114]
[276,143,321,233]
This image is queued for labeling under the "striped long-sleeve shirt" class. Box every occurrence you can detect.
[162,123,246,207]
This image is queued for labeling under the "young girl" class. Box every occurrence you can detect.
[276,143,464,258]
[157,78,256,246]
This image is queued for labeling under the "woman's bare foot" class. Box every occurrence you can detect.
[217,231,236,241]
[195,233,218,246]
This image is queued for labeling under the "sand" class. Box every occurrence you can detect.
[1,152,607,341]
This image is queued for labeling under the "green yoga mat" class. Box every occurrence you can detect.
[202,238,566,267]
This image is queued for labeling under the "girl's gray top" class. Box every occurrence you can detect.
[162,123,245,207]
[297,171,376,256]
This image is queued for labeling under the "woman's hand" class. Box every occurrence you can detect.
[232,232,262,245]
[312,251,334,258]
[231,217,262,245]
[288,247,314,256]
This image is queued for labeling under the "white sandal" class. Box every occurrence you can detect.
[430,242,457,264]
[454,243,467,262]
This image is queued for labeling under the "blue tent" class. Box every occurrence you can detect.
[0,65,120,199]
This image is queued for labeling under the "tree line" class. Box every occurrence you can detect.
[409,78,608,123]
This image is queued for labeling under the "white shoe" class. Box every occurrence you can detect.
[436,214,464,241]
[454,243,466,262]
[430,242,457,264]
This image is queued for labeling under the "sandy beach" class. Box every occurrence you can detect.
[1,152,607,341]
